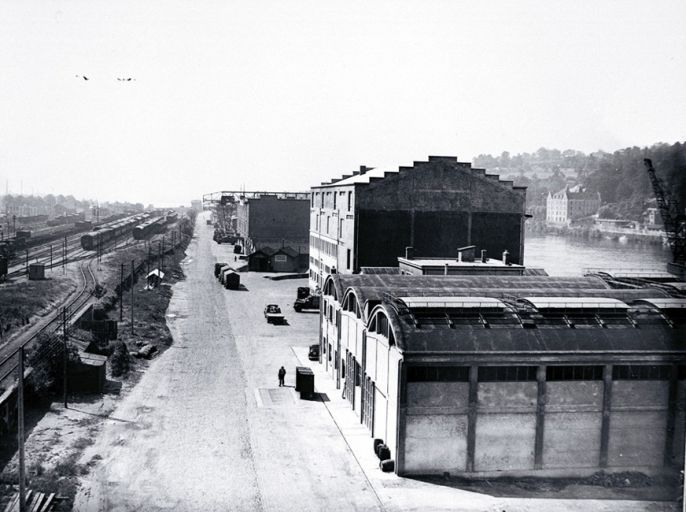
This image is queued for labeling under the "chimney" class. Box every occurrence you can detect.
[457,245,476,262]
[481,250,487,263]
[359,165,368,175]
[405,246,414,259]
[502,250,509,265]
[444,263,449,276]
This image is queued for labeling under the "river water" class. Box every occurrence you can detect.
[523,234,672,276]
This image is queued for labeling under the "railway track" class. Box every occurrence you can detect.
[0,257,98,387]
[6,233,139,279]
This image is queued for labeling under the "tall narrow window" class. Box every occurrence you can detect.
[347,191,352,211]
[333,192,337,210]
[347,249,351,270]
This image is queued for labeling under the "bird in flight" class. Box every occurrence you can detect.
[75,74,89,80]
[116,77,136,81]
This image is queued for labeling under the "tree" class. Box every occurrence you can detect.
[26,332,80,397]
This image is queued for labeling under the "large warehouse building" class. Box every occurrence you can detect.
[318,272,685,477]
[308,156,527,290]
[236,193,310,255]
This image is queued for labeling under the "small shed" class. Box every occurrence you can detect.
[28,263,45,280]
[214,262,228,277]
[224,270,240,290]
[247,247,275,271]
[219,265,233,284]
[70,352,107,393]
[270,247,300,273]
[146,269,165,289]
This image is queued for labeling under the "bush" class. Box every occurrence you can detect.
[110,341,130,377]
[26,332,79,397]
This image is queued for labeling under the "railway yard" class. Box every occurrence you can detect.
[0,207,195,511]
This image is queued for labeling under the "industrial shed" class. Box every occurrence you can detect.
[247,246,306,272]
[319,274,685,477]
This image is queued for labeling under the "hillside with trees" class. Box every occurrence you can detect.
[473,142,686,222]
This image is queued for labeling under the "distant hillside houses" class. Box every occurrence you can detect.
[546,185,601,225]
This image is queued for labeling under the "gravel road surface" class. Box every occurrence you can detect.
[75,213,383,511]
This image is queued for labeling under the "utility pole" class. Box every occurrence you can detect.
[25,249,28,276]
[130,260,134,335]
[119,263,124,321]
[50,244,53,271]
[63,308,68,409]
[17,348,26,512]
[147,243,151,277]
[64,235,67,266]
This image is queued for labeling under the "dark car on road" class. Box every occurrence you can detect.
[294,294,320,312]
[264,304,286,324]
[308,344,320,361]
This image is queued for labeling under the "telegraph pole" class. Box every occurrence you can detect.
[130,260,135,335]
[119,263,124,321]
[147,243,151,277]
[25,249,28,276]
[17,348,26,512]
[63,308,68,409]
[50,244,53,271]
[64,235,67,266]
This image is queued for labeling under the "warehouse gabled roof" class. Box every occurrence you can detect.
[319,167,398,187]
[521,297,629,310]
[312,156,523,190]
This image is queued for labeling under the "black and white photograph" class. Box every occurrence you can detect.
[0,1,685,511]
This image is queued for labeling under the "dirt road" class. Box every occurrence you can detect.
[75,213,383,511]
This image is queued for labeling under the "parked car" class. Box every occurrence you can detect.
[264,304,286,324]
[308,344,320,361]
[294,294,320,312]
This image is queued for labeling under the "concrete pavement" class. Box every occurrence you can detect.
[75,213,382,511]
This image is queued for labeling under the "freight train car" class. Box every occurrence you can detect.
[47,213,85,227]
[133,217,165,240]
[80,214,150,250]
[165,211,178,224]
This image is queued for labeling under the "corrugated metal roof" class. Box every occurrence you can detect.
[327,274,611,301]
[359,267,400,275]
[633,298,686,310]
[523,268,549,276]
[398,296,506,309]
[521,297,629,310]
[383,305,683,356]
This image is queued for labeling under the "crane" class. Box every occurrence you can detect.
[643,158,686,265]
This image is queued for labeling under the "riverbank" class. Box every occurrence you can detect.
[524,232,671,276]
[526,222,666,246]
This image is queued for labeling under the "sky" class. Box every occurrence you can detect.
[1,0,685,206]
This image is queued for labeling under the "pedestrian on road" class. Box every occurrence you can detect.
[278,366,286,387]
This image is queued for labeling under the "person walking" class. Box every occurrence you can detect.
[278,366,286,387]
